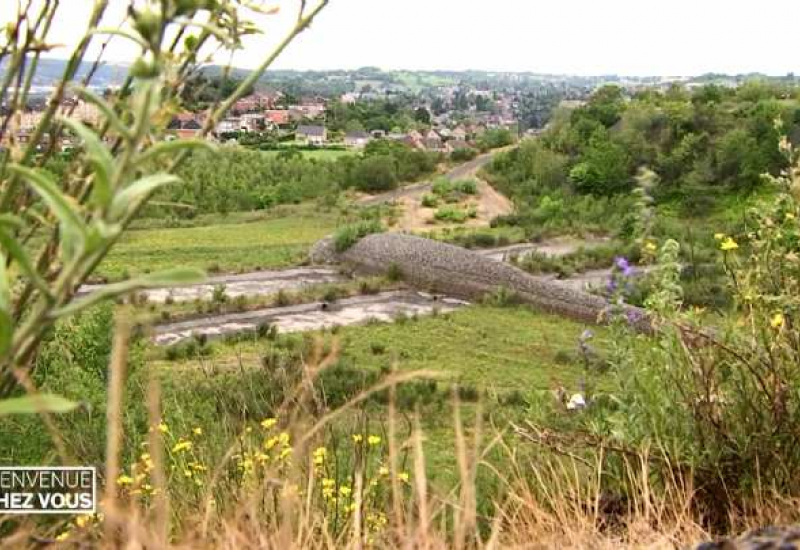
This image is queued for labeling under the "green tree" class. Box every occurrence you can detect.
[568,131,631,195]
[414,107,431,125]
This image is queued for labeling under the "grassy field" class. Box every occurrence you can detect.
[151,304,607,489]
[99,205,341,280]
[156,305,604,394]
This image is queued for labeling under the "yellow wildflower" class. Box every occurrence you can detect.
[171,439,193,453]
[156,422,169,434]
[378,466,389,476]
[352,434,363,444]
[720,237,739,251]
[644,241,657,253]
[312,446,327,465]
[192,427,203,436]
[339,485,352,497]
[264,436,279,450]
[260,418,277,429]
[56,532,70,542]
[75,515,90,528]
[322,478,336,488]
[714,233,725,240]
[278,432,290,446]
[116,474,134,486]
[184,469,193,478]
[398,472,409,483]
[367,435,381,446]
[786,212,796,220]
[771,313,785,328]
[278,447,292,461]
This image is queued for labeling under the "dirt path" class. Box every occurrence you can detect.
[357,150,499,207]
[79,267,345,303]
[154,291,468,346]
[477,237,610,262]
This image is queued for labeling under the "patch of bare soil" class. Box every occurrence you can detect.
[388,178,514,232]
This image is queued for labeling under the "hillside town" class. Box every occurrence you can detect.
[4,65,788,155]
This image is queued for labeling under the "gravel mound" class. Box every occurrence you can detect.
[311,233,650,330]
[695,526,800,549]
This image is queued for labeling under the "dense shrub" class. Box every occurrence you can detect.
[333,220,383,252]
[434,206,470,223]
[451,147,478,161]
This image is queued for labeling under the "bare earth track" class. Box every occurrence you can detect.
[357,151,514,232]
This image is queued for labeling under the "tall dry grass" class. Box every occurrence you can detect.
[5,325,800,549]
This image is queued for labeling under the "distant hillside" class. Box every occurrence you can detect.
[0,57,130,92]
[6,58,798,97]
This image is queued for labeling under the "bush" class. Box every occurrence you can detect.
[333,220,383,252]
[421,193,438,208]
[386,262,403,282]
[351,154,398,192]
[431,177,452,196]
[434,206,469,223]
[563,193,800,526]
[451,147,478,162]
[453,179,478,195]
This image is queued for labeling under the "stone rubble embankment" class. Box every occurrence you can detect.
[310,233,650,331]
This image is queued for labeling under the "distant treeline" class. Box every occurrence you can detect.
[482,81,800,239]
[489,81,800,205]
[150,140,439,215]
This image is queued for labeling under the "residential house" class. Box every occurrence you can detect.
[452,126,467,141]
[233,92,279,113]
[215,117,242,135]
[448,139,471,151]
[296,125,326,146]
[240,113,266,132]
[289,101,326,119]
[423,130,445,152]
[265,109,290,126]
[344,130,371,149]
[168,115,204,139]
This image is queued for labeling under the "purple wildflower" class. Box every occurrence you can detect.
[615,256,634,277]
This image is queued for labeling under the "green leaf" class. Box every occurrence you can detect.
[0,394,79,416]
[0,228,52,298]
[89,28,149,49]
[0,214,23,230]
[0,310,11,357]
[109,174,181,220]
[137,139,215,165]
[0,251,10,312]
[75,87,131,141]
[7,165,87,250]
[51,267,205,318]
[59,117,114,208]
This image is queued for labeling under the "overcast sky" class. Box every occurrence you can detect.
[9,0,800,76]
